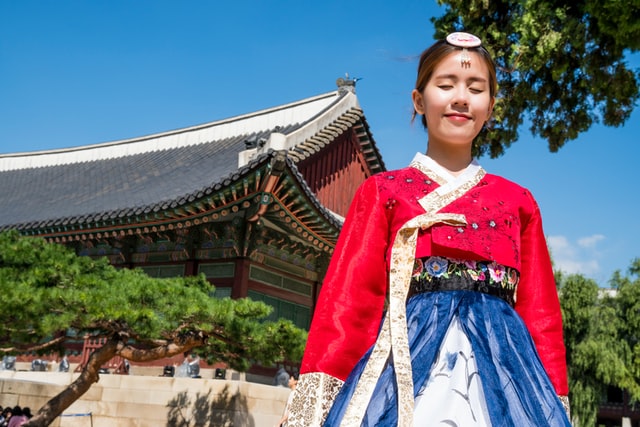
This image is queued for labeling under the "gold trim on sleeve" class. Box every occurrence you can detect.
[559,395,571,422]
[287,372,344,427]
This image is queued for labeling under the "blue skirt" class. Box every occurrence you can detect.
[324,290,571,426]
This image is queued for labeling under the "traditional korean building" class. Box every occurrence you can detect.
[0,78,384,334]
[598,388,640,427]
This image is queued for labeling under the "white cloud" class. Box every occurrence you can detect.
[578,234,605,249]
[547,234,605,276]
[547,235,572,255]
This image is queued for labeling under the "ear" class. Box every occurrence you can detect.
[488,96,496,117]
[412,89,425,115]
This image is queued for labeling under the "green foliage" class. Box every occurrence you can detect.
[558,258,640,426]
[197,297,307,371]
[0,230,306,368]
[433,0,640,157]
[612,259,640,385]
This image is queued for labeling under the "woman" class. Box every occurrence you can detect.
[277,373,300,427]
[7,407,27,427]
[287,32,571,426]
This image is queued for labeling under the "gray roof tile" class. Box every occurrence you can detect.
[0,90,382,233]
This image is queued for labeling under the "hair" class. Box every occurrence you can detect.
[412,39,497,128]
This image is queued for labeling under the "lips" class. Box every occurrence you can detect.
[444,113,472,120]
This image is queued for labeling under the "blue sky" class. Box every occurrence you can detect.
[1,1,638,285]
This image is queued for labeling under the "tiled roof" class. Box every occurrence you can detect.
[0,89,383,235]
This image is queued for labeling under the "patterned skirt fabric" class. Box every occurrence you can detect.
[323,289,571,426]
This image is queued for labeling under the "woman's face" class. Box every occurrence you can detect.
[288,376,298,388]
[412,50,494,151]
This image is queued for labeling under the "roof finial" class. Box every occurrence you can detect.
[336,73,361,94]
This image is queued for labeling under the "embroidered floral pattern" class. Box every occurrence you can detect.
[375,159,530,269]
[425,257,448,277]
[410,256,519,306]
[385,198,397,209]
[488,263,506,282]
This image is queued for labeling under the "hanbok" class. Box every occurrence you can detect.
[288,154,570,426]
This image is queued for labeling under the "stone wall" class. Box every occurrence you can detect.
[0,369,291,427]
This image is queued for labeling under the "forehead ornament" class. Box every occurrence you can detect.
[446,32,482,69]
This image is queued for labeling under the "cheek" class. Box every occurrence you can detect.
[424,95,448,118]
[475,98,493,120]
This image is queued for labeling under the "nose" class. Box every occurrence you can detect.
[452,86,469,107]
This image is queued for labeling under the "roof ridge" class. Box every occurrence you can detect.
[0,90,342,172]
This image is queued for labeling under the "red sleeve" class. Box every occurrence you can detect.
[300,176,390,381]
[514,192,568,395]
